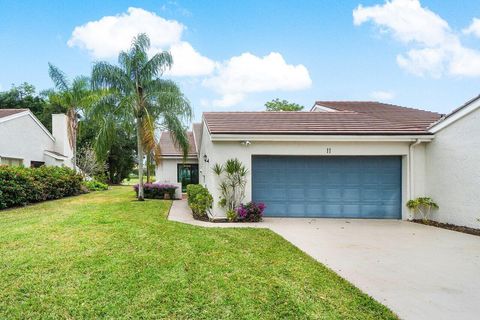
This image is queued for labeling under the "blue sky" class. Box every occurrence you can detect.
[1,0,480,119]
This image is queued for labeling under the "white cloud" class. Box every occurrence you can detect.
[68,7,214,77]
[68,7,183,58]
[203,52,312,107]
[167,42,216,77]
[354,0,480,77]
[370,90,395,101]
[69,8,312,106]
[463,18,480,38]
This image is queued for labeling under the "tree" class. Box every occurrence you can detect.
[91,33,192,200]
[0,83,53,129]
[46,64,96,170]
[76,144,106,179]
[265,98,304,111]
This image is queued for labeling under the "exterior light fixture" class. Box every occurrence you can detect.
[203,154,209,163]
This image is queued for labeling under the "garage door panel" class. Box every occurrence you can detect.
[252,156,401,219]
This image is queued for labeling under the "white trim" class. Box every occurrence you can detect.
[191,125,199,154]
[209,134,434,142]
[429,95,480,133]
[0,110,29,123]
[159,156,198,160]
[44,151,67,160]
[310,104,339,112]
[0,110,55,141]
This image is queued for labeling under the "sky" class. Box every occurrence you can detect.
[1,0,480,120]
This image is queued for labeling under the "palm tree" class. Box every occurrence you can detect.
[46,64,95,170]
[91,33,192,200]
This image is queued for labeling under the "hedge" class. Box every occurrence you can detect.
[186,184,213,219]
[83,180,109,191]
[0,165,84,209]
[133,183,177,199]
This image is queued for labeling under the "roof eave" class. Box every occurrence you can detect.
[209,133,434,142]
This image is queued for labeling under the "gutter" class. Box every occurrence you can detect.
[408,139,423,200]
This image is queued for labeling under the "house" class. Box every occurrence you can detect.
[157,97,480,228]
[0,109,73,168]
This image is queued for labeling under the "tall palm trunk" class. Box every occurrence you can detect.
[146,153,151,183]
[136,117,145,200]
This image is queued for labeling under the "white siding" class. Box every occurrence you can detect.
[0,114,55,166]
[426,107,480,228]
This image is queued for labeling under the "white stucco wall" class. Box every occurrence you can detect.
[425,107,480,228]
[155,159,181,183]
[51,114,73,168]
[0,114,55,166]
[199,127,427,220]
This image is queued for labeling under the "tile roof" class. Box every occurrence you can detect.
[0,109,28,119]
[203,101,442,135]
[159,131,197,157]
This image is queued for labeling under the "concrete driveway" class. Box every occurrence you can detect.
[169,201,480,319]
[264,218,480,320]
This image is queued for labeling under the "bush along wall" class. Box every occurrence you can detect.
[0,165,84,209]
[133,183,177,199]
[186,184,213,220]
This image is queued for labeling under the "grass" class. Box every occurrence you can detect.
[0,187,397,319]
[122,175,155,185]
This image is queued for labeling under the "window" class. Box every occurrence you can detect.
[30,161,45,168]
[177,164,199,192]
[0,157,23,166]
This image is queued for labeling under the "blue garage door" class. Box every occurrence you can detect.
[252,156,401,218]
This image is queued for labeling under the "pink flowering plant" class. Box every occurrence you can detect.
[235,202,266,222]
[133,183,177,199]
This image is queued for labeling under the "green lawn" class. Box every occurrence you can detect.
[122,175,155,185]
[0,187,396,319]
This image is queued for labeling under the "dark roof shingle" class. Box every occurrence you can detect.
[0,109,28,119]
[159,131,197,157]
[203,101,442,135]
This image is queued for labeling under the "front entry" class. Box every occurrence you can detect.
[177,163,199,192]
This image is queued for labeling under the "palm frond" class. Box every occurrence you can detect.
[141,51,173,80]
[140,111,161,163]
[48,63,70,91]
[92,62,130,93]
[163,112,190,160]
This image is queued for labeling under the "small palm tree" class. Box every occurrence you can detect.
[46,64,95,170]
[91,33,191,200]
[406,197,439,222]
[213,158,248,211]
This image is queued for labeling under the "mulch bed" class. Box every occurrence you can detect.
[412,219,480,237]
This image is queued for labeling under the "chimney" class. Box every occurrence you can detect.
[52,114,74,168]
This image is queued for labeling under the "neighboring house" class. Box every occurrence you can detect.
[425,95,480,228]
[155,128,199,192]
[0,109,73,168]
[157,98,479,228]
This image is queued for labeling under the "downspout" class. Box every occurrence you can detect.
[408,139,422,200]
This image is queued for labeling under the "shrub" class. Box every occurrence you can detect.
[0,165,83,209]
[186,184,213,219]
[133,183,177,199]
[235,202,266,222]
[406,197,439,222]
[212,159,247,211]
[83,180,109,191]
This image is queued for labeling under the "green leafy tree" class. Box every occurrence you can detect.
[46,64,97,170]
[91,33,192,200]
[0,83,53,128]
[265,98,304,111]
[77,117,136,184]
